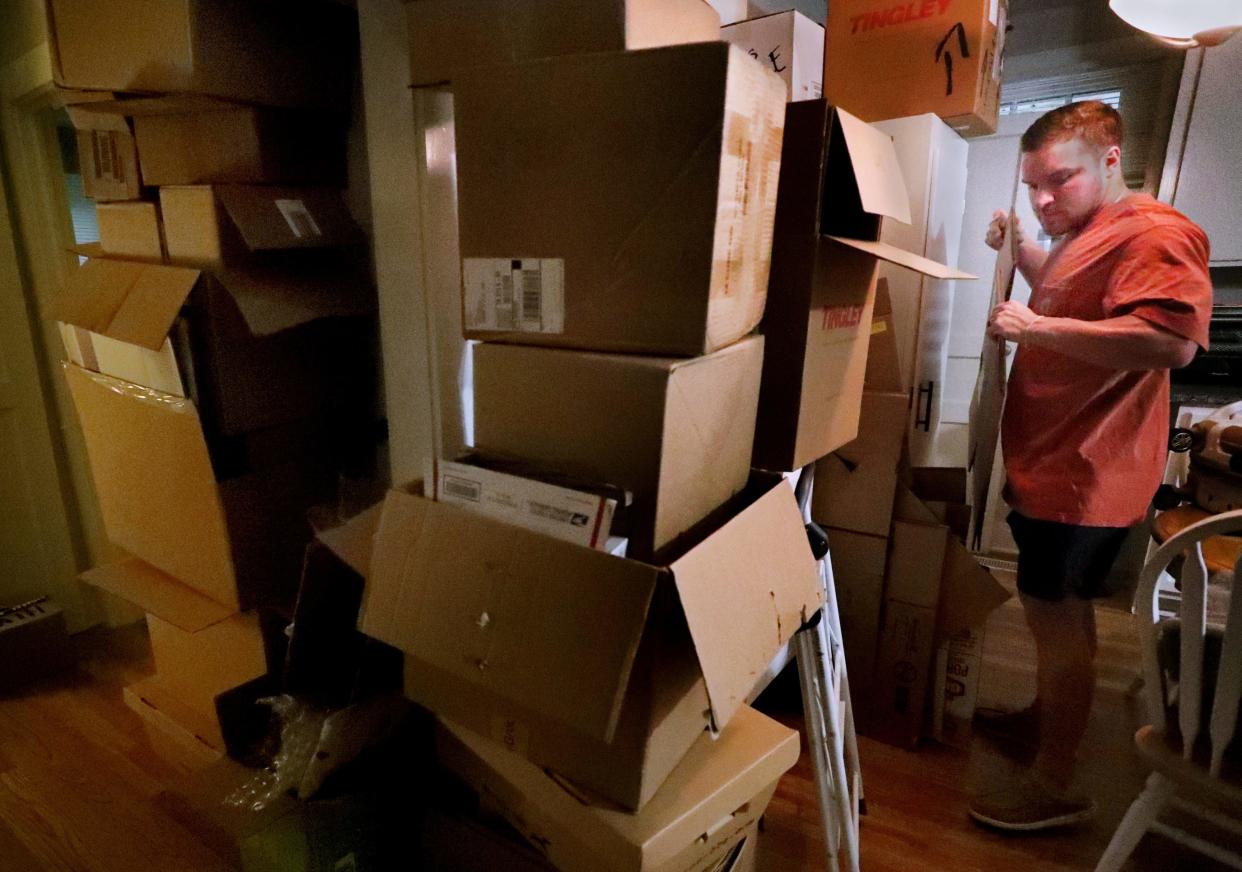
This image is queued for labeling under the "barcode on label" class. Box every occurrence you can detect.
[91,131,122,182]
[519,266,542,328]
[275,199,322,239]
[441,475,482,502]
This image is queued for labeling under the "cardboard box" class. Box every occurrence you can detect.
[63,93,142,202]
[751,101,972,472]
[823,0,1008,136]
[472,337,764,559]
[429,459,617,551]
[124,676,227,765]
[97,201,163,260]
[146,611,269,746]
[454,42,785,356]
[932,624,986,748]
[405,0,721,86]
[65,94,346,187]
[436,705,798,872]
[46,0,357,109]
[355,475,821,810]
[160,185,362,269]
[864,279,903,392]
[810,391,909,536]
[825,529,887,705]
[722,11,824,102]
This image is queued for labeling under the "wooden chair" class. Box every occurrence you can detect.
[1096,508,1242,871]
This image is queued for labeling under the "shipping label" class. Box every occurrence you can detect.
[463,258,565,334]
[275,198,323,239]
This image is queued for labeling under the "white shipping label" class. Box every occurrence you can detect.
[463,258,565,334]
[275,198,322,239]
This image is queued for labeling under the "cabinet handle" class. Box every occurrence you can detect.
[915,381,935,432]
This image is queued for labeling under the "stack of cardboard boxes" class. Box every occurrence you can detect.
[334,3,817,868]
[44,1,377,761]
[811,284,1010,748]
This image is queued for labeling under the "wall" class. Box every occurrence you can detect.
[0,0,46,69]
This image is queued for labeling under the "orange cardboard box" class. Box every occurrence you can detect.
[823,0,1008,136]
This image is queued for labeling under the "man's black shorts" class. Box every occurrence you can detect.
[1006,511,1132,602]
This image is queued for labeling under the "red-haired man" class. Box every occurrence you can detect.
[971,100,1212,832]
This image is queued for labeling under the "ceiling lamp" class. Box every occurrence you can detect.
[1109,0,1242,47]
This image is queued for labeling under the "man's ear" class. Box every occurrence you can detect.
[1103,144,1122,177]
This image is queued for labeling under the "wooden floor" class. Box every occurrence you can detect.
[756,571,1238,871]
[0,574,1233,871]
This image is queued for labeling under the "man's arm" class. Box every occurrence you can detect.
[988,299,1198,370]
[986,210,1047,286]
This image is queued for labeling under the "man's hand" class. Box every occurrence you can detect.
[987,300,1039,342]
[985,210,1023,252]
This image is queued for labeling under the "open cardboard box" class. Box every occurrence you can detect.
[46,0,357,110]
[869,484,1009,746]
[436,705,797,872]
[404,0,721,87]
[53,185,374,437]
[751,101,973,473]
[823,0,1007,137]
[66,94,346,187]
[472,337,764,561]
[345,473,821,811]
[453,42,785,356]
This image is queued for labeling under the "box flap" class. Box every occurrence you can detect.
[834,107,912,224]
[938,538,1010,637]
[81,556,235,633]
[315,502,382,578]
[667,480,822,731]
[827,237,976,280]
[361,489,658,743]
[214,261,376,337]
[215,186,362,252]
[48,257,200,351]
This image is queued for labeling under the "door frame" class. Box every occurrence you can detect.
[0,43,105,630]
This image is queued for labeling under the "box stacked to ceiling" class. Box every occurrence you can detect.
[44,0,378,762]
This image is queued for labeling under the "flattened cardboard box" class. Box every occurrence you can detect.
[47,0,357,109]
[454,42,785,355]
[722,10,824,102]
[823,0,1008,136]
[405,0,721,86]
[65,366,335,631]
[751,100,972,473]
[358,476,821,810]
[436,705,798,872]
[825,529,887,714]
[473,337,764,560]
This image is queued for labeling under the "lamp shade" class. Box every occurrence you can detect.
[1110,0,1242,45]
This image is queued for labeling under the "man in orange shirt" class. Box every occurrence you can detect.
[970,101,1212,832]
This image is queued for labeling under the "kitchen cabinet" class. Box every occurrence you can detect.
[1169,38,1242,265]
